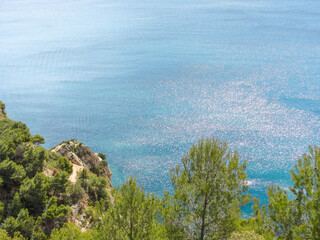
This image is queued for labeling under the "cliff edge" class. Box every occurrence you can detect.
[51,139,112,186]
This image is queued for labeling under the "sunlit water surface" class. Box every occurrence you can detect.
[1,0,320,213]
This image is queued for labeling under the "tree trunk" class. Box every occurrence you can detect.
[200,198,208,240]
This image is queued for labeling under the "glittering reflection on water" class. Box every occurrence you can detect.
[1,0,320,209]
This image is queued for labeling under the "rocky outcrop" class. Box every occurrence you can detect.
[51,139,112,186]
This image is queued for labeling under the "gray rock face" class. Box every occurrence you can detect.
[51,139,112,186]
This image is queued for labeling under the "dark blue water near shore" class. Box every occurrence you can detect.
[1,0,320,211]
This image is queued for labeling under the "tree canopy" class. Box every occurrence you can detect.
[167,138,250,240]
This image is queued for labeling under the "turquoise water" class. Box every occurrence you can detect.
[1,0,320,209]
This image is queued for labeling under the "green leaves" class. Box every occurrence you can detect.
[77,169,110,206]
[0,160,26,189]
[96,176,167,240]
[256,145,320,239]
[19,173,49,215]
[31,135,45,146]
[0,201,4,222]
[40,197,70,235]
[168,138,250,240]
[56,156,72,174]
[0,119,31,145]
[1,209,35,239]
[49,223,94,240]
[49,171,69,197]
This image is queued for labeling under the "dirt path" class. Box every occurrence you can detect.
[69,164,84,183]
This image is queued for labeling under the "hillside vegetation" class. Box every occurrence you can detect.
[0,101,320,240]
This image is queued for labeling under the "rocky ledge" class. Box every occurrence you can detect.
[51,139,112,186]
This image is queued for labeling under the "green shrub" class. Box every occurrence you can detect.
[49,171,69,197]
[56,156,72,175]
[66,182,87,205]
[19,173,49,215]
[49,223,94,240]
[41,197,70,235]
[1,209,35,239]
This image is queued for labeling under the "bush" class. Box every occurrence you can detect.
[49,223,94,240]
[49,171,69,197]
[66,182,87,205]
[0,229,25,240]
[1,209,35,239]
[19,173,49,215]
[56,156,72,175]
[41,197,70,235]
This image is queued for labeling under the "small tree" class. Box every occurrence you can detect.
[56,156,72,174]
[0,160,26,189]
[49,171,69,197]
[259,145,320,239]
[1,209,35,239]
[97,177,167,240]
[40,197,70,235]
[32,135,45,146]
[0,229,25,240]
[167,138,250,240]
[97,153,106,161]
[0,101,7,118]
[50,223,94,240]
[19,173,49,215]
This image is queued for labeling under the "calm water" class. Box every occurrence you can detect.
[1,0,320,210]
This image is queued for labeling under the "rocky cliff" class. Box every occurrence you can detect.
[51,139,112,186]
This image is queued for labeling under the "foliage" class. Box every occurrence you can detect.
[20,146,48,178]
[40,197,70,235]
[19,173,49,215]
[256,145,320,239]
[160,192,185,239]
[66,182,87,205]
[97,153,106,161]
[167,138,250,240]
[0,101,7,118]
[228,230,265,240]
[7,193,24,217]
[0,200,4,222]
[49,223,94,240]
[44,153,72,175]
[0,159,26,190]
[56,156,72,174]
[0,229,25,240]
[77,169,109,206]
[49,171,69,197]
[95,176,167,240]
[31,135,45,146]
[0,119,31,145]
[1,209,35,239]
[0,111,109,239]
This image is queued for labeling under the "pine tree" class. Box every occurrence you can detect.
[260,145,320,239]
[96,176,167,240]
[50,223,94,240]
[167,138,250,240]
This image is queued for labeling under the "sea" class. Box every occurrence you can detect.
[1,0,320,214]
